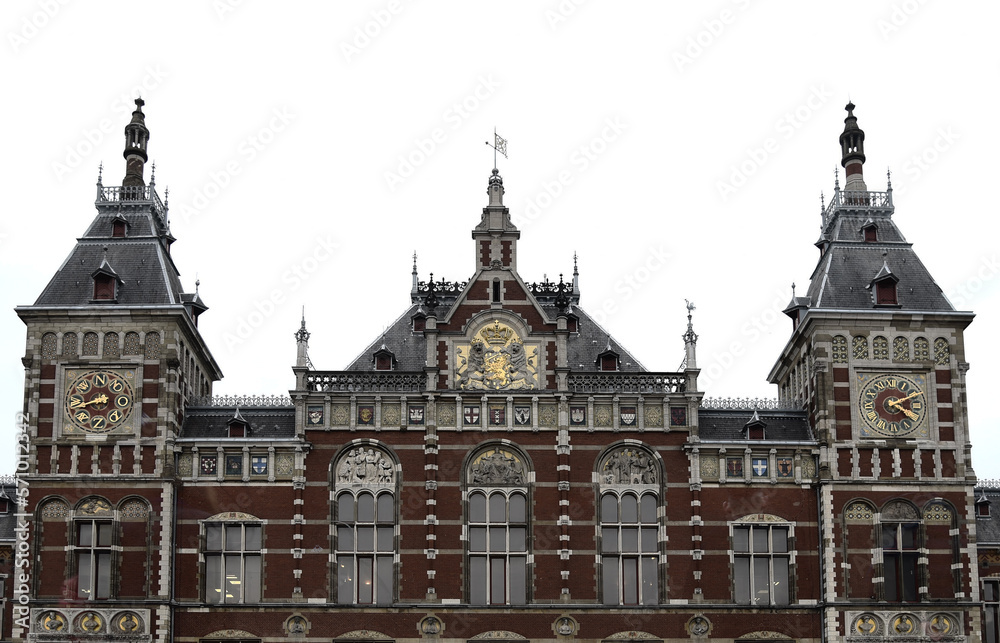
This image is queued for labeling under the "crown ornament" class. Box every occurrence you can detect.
[482,320,514,345]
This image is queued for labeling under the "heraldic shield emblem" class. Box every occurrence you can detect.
[464,405,481,425]
[514,406,531,425]
[455,320,539,390]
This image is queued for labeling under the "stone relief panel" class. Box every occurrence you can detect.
[455,320,538,390]
[468,447,527,486]
[599,446,658,485]
[336,446,395,485]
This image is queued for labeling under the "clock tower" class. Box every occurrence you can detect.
[14,99,220,640]
[768,104,977,639]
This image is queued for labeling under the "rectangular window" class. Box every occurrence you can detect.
[205,522,262,603]
[76,520,112,599]
[336,490,394,605]
[601,492,658,605]
[733,524,790,605]
[883,522,918,601]
[468,490,528,605]
[985,579,1000,643]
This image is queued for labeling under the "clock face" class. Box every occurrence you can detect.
[857,373,928,437]
[65,368,136,434]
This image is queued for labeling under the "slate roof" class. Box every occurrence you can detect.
[805,209,953,312]
[976,487,1000,546]
[179,406,296,440]
[344,298,646,373]
[32,198,192,308]
[697,409,814,442]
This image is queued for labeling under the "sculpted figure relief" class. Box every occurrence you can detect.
[601,448,657,485]
[337,447,394,485]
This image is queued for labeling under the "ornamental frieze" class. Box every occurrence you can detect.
[455,320,538,391]
[336,447,395,485]
[469,448,526,486]
[599,447,658,485]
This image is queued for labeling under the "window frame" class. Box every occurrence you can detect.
[731,520,793,606]
[881,520,919,602]
[467,487,529,605]
[203,521,263,604]
[599,488,660,605]
[73,518,114,600]
[985,578,1000,643]
[334,487,396,605]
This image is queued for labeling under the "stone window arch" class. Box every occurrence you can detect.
[893,336,909,361]
[597,443,662,605]
[333,443,399,605]
[62,332,78,358]
[123,331,142,355]
[872,336,889,360]
[831,335,848,363]
[41,333,57,359]
[143,331,160,359]
[934,337,950,366]
[82,332,99,356]
[852,335,869,360]
[104,332,121,359]
[465,442,532,605]
[914,337,930,361]
[879,499,921,602]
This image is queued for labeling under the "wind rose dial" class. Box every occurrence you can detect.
[65,369,136,434]
[857,373,927,437]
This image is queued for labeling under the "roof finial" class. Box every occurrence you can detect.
[886,167,892,190]
[97,162,103,186]
[682,300,698,369]
[834,167,840,191]
[820,191,825,212]
[412,251,418,273]
[792,282,796,298]
[195,277,201,295]
[149,160,156,186]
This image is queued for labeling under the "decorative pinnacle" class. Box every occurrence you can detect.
[886,167,892,190]
[683,300,698,345]
[820,192,825,212]
[295,307,311,343]
[412,251,417,273]
[834,167,840,190]
[195,278,201,295]
[791,282,796,298]
[573,252,578,275]
[97,162,103,185]
[150,160,156,186]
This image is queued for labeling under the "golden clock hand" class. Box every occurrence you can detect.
[78,394,109,407]
[886,399,918,421]
[896,391,923,403]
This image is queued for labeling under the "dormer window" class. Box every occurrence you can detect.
[93,273,117,301]
[596,344,620,372]
[863,223,877,242]
[744,410,766,440]
[227,408,250,438]
[567,315,579,333]
[978,494,991,518]
[412,314,426,332]
[0,496,10,514]
[875,279,898,306]
[111,215,129,238]
[373,345,396,371]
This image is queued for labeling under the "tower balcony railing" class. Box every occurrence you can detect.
[96,185,167,220]
[305,371,427,393]
[567,372,686,394]
[822,188,893,226]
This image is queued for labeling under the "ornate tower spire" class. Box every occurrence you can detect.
[122,98,150,188]
[295,308,312,368]
[411,251,418,297]
[487,168,504,207]
[682,300,698,370]
[839,102,867,192]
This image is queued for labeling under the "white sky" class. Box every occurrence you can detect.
[2,1,998,478]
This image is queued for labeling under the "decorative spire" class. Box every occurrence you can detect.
[424,273,439,311]
[195,278,201,295]
[554,274,569,314]
[572,252,580,294]
[295,307,312,368]
[839,101,868,192]
[97,162,103,186]
[834,167,840,191]
[886,167,892,191]
[122,98,150,188]
[682,299,698,371]
[791,282,796,298]
[819,191,825,213]
[411,251,418,295]
[487,168,504,207]
[149,160,156,186]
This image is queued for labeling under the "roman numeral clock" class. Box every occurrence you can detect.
[856,372,929,439]
[63,368,138,435]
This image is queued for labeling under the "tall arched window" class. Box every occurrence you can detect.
[598,445,661,605]
[334,444,397,605]
[466,445,530,605]
[880,500,920,602]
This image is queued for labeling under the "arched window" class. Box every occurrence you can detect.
[466,445,530,605]
[598,445,661,605]
[880,500,920,602]
[72,497,115,600]
[203,513,262,604]
[334,445,397,605]
[893,336,909,361]
[62,332,78,357]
